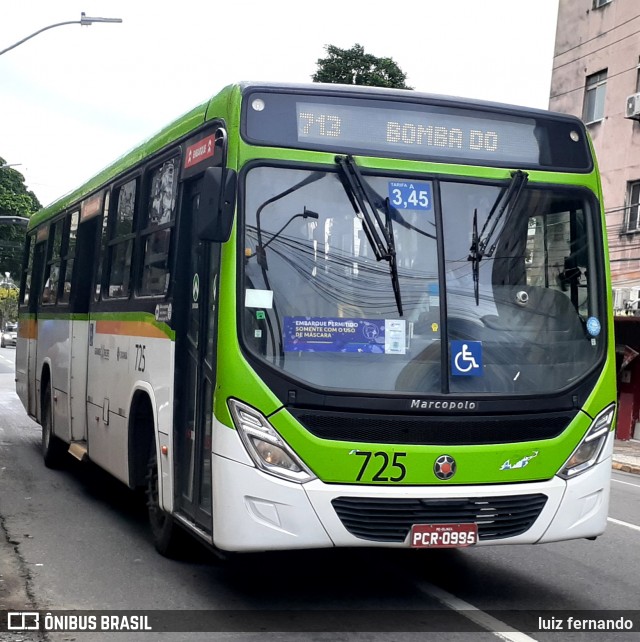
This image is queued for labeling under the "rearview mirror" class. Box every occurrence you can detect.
[197,166,237,242]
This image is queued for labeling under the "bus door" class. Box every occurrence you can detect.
[173,178,220,535]
[70,204,102,443]
[25,236,46,416]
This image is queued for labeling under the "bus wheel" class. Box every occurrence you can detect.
[41,387,67,468]
[146,449,182,557]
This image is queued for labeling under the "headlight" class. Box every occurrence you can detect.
[228,399,316,483]
[558,403,616,480]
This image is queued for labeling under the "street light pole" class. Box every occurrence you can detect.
[0,12,122,57]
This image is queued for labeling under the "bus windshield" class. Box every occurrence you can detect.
[241,164,603,396]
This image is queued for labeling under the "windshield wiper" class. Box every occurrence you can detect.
[335,155,403,316]
[467,169,529,305]
[335,155,391,259]
[383,197,404,317]
[468,208,481,306]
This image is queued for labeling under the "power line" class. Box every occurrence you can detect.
[554,12,640,59]
[550,63,637,100]
[553,23,640,73]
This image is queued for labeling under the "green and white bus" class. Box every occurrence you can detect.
[16,82,616,555]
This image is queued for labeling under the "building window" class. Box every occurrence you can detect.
[583,70,607,123]
[593,0,612,8]
[626,181,640,232]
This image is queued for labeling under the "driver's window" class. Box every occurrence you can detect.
[525,209,589,317]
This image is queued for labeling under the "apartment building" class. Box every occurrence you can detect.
[550,0,640,310]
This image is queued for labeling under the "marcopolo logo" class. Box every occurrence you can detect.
[410,399,477,410]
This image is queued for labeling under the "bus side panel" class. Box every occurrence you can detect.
[69,320,89,441]
[16,317,36,417]
[86,320,174,487]
[15,331,27,409]
[29,325,39,419]
[86,321,129,484]
[147,340,175,513]
[37,318,71,441]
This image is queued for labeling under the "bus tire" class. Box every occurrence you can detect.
[146,449,183,557]
[41,386,67,468]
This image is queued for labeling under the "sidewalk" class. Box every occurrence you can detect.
[613,438,640,475]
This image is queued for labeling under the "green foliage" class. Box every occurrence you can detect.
[312,43,412,89]
[0,286,18,326]
[0,157,40,281]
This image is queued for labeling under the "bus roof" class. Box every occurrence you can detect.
[237,81,577,121]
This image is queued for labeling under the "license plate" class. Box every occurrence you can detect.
[409,523,478,548]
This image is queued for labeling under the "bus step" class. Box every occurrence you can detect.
[68,442,88,462]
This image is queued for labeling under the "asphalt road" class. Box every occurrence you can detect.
[0,346,639,641]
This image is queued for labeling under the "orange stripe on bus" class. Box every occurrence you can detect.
[18,319,38,340]
[95,320,168,339]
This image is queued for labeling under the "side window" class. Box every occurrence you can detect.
[94,191,111,300]
[20,234,34,305]
[526,208,589,317]
[139,158,178,296]
[42,221,62,305]
[107,179,137,298]
[59,211,79,304]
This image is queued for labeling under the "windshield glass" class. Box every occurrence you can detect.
[241,165,603,396]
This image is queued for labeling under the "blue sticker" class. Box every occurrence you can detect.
[586,317,601,337]
[283,317,405,354]
[451,340,483,376]
[388,181,432,210]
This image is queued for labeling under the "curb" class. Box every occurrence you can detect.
[612,461,640,475]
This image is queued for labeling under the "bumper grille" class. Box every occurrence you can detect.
[289,409,575,445]
[332,494,548,542]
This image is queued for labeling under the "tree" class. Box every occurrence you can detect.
[312,43,412,89]
[0,285,18,327]
[0,157,40,283]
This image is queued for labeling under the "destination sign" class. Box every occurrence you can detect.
[243,90,592,171]
[296,102,538,164]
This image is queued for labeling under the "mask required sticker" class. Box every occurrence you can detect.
[283,317,406,354]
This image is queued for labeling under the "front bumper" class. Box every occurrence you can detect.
[211,428,613,552]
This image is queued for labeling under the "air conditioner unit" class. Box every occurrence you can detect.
[625,93,640,120]
[614,287,631,312]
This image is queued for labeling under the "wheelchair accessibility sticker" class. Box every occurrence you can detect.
[451,341,483,376]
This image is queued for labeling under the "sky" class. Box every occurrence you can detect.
[1,0,560,207]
